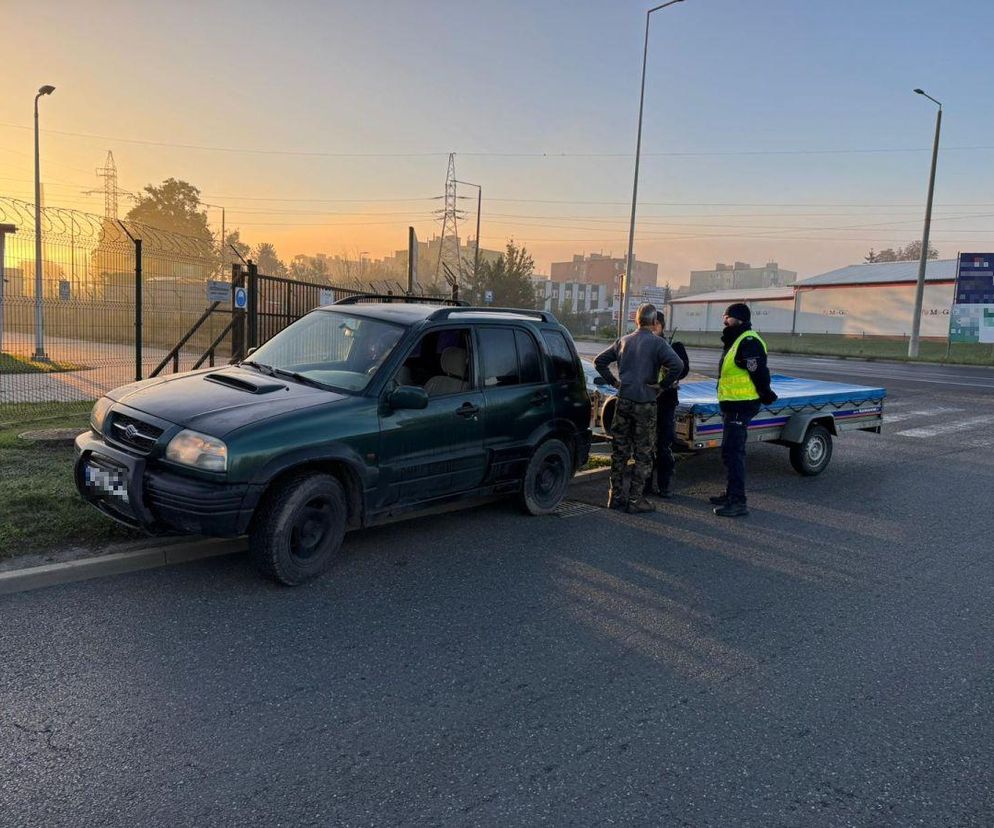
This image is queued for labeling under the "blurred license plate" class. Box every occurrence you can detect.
[85,462,130,504]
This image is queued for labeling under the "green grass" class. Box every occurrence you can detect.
[0,353,89,374]
[660,332,994,366]
[0,404,140,559]
[581,454,612,470]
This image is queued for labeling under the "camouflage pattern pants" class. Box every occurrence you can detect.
[610,398,657,501]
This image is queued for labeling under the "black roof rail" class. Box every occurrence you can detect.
[427,306,559,323]
[333,292,467,307]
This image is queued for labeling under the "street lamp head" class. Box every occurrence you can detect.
[38,85,55,96]
[913,88,942,108]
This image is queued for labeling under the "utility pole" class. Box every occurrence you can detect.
[455,179,482,285]
[908,88,942,359]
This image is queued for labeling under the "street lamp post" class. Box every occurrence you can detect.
[619,0,685,339]
[33,84,55,361]
[454,180,482,285]
[908,88,942,359]
[200,202,226,274]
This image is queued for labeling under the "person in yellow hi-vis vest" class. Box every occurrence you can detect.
[710,303,778,517]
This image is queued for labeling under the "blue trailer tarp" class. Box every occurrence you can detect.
[676,375,886,417]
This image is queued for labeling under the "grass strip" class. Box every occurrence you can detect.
[0,404,140,559]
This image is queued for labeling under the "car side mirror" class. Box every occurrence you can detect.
[388,385,429,410]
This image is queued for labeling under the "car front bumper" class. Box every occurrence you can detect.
[74,431,259,537]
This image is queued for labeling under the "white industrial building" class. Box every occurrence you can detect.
[666,259,959,338]
[668,286,796,333]
[793,259,957,338]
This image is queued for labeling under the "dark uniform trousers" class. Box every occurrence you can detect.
[653,401,677,492]
[720,400,761,504]
[610,398,657,500]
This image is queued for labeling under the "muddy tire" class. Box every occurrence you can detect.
[250,473,347,585]
[518,438,572,516]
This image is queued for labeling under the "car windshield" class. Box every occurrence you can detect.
[245,310,406,393]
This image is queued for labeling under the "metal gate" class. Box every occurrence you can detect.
[152,262,455,378]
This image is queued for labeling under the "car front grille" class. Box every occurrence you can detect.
[109,413,163,455]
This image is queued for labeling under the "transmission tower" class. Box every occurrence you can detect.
[95,151,119,220]
[434,153,465,289]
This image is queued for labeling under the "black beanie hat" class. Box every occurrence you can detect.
[725,302,751,323]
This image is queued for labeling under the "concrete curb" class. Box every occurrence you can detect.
[0,538,245,596]
[0,472,612,596]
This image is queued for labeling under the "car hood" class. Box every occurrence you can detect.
[108,365,348,436]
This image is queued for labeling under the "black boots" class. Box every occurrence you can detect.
[627,497,656,514]
[607,493,628,511]
[713,501,749,518]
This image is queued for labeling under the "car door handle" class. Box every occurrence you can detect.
[530,391,550,405]
[455,403,479,418]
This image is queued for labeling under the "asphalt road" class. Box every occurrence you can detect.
[2,352,993,826]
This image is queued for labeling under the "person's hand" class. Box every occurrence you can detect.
[760,389,778,405]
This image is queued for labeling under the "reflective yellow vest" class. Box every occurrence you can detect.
[717,330,767,402]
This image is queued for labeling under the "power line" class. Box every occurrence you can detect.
[3,121,994,159]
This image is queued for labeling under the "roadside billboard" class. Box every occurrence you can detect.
[949,253,994,343]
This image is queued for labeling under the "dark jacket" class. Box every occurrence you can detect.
[658,340,689,409]
[595,328,684,404]
[718,323,777,408]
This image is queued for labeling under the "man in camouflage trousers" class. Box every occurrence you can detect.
[594,303,684,514]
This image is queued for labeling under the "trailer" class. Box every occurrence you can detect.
[595,375,885,476]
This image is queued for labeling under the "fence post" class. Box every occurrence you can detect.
[117,221,143,381]
[0,224,15,356]
[134,237,142,381]
[247,259,258,349]
[231,263,245,361]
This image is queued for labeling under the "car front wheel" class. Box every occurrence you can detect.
[250,473,348,585]
[518,438,572,515]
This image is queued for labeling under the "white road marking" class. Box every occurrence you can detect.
[895,414,994,439]
[885,407,966,424]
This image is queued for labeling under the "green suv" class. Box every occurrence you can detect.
[74,299,592,585]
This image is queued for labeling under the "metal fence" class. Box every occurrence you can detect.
[0,197,220,422]
[0,197,457,423]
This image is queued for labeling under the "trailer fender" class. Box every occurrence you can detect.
[780,412,837,444]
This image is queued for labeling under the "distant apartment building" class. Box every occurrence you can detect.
[387,234,502,277]
[683,261,796,295]
[531,277,608,314]
[550,253,659,297]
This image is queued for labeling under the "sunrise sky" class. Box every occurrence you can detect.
[3,0,994,286]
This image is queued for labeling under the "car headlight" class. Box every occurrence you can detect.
[91,397,113,433]
[165,430,228,472]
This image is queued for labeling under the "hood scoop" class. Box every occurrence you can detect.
[204,372,285,394]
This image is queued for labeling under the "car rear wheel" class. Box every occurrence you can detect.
[518,438,572,515]
[789,424,833,476]
[250,473,347,585]
[601,397,617,434]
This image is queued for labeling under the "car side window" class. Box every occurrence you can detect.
[515,329,543,384]
[393,328,473,396]
[479,328,520,387]
[542,330,579,382]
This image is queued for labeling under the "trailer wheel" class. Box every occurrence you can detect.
[601,397,617,434]
[789,424,833,476]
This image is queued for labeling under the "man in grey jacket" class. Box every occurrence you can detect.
[594,303,684,513]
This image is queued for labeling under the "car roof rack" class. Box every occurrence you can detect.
[426,306,559,323]
[333,293,468,307]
